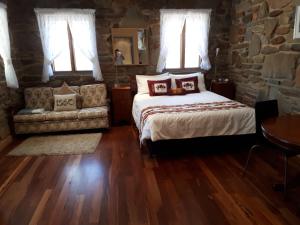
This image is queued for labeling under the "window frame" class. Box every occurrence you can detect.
[52,24,92,75]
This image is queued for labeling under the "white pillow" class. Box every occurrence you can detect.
[136,72,169,94]
[170,72,206,91]
[54,94,77,112]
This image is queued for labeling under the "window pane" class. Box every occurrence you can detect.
[185,19,200,68]
[165,34,181,69]
[53,48,72,71]
[74,47,93,71]
[165,19,183,69]
[184,44,200,68]
[53,21,72,72]
[69,20,93,71]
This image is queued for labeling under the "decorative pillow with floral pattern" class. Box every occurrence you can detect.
[175,76,200,94]
[80,84,107,108]
[24,87,53,110]
[147,79,171,96]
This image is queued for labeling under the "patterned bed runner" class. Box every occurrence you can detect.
[139,101,248,133]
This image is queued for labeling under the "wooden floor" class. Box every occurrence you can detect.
[0,126,300,225]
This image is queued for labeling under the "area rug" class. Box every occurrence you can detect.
[8,133,102,156]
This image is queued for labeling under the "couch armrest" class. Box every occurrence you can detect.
[105,98,111,128]
[6,106,23,137]
[8,106,23,116]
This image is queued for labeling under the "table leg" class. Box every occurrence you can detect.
[272,153,288,197]
[284,154,288,196]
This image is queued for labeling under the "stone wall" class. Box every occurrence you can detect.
[0,84,22,142]
[0,64,22,142]
[1,61,22,143]
[229,0,300,113]
[0,59,12,142]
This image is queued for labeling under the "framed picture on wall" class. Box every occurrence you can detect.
[294,6,300,39]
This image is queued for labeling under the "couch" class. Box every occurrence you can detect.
[13,83,109,134]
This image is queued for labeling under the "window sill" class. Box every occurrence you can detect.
[114,64,149,67]
[52,71,93,78]
[164,68,205,74]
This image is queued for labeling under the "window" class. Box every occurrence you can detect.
[35,9,102,82]
[157,9,211,72]
[53,22,93,72]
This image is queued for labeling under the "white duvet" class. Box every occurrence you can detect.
[132,91,256,142]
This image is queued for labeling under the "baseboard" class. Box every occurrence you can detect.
[0,135,13,152]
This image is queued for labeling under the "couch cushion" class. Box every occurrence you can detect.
[15,118,109,134]
[24,87,53,110]
[45,111,79,121]
[14,112,47,123]
[80,84,107,108]
[77,107,108,119]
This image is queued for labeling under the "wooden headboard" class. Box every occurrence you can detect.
[129,71,209,95]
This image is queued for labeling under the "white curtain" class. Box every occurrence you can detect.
[156,9,211,72]
[35,9,68,82]
[67,10,102,81]
[186,10,211,70]
[0,3,19,88]
[35,9,102,82]
[156,10,186,72]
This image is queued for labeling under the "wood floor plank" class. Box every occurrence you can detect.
[29,189,52,225]
[89,178,104,224]
[70,195,85,225]
[279,208,300,225]
[0,156,31,196]
[47,155,82,225]
[0,126,299,225]
[197,160,254,225]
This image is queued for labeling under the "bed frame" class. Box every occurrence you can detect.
[129,73,255,156]
[132,124,255,156]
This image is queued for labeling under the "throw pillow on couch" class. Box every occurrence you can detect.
[53,82,83,109]
[54,94,77,112]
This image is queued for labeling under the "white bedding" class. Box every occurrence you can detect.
[132,91,256,142]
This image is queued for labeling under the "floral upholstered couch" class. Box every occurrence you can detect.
[13,83,109,134]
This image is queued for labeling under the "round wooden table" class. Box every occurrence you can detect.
[262,115,300,152]
[261,115,300,195]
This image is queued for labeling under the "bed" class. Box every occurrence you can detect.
[130,72,256,155]
[132,91,256,144]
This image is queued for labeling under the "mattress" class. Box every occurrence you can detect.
[132,91,256,143]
